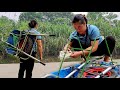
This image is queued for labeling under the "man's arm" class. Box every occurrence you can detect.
[36,40,43,60]
[70,40,99,58]
[80,40,99,56]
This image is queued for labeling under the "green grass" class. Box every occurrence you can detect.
[0,54,118,64]
[42,56,82,63]
[0,54,20,64]
[0,54,82,64]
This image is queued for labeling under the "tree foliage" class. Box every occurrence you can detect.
[0,12,120,60]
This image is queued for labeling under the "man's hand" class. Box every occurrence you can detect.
[40,57,43,60]
[70,51,81,58]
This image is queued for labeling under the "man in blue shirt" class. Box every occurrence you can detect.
[64,14,116,65]
[28,28,42,54]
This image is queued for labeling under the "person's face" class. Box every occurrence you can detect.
[73,22,86,34]
[35,24,38,29]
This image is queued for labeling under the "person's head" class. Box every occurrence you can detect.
[72,14,87,34]
[28,20,38,29]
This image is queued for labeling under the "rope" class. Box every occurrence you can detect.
[74,36,87,60]
[57,41,71,77]
[10,33,19,46]
[57,31,97,78]
[79,38,97,78]
[18,31,37,60]
[104,37,114,63]
[15,31,22,55]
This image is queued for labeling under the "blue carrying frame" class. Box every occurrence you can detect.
[6,30,37,60]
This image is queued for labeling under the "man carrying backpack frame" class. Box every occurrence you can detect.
[18,20,43,78]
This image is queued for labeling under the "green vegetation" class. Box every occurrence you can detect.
[0,12,120,63]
